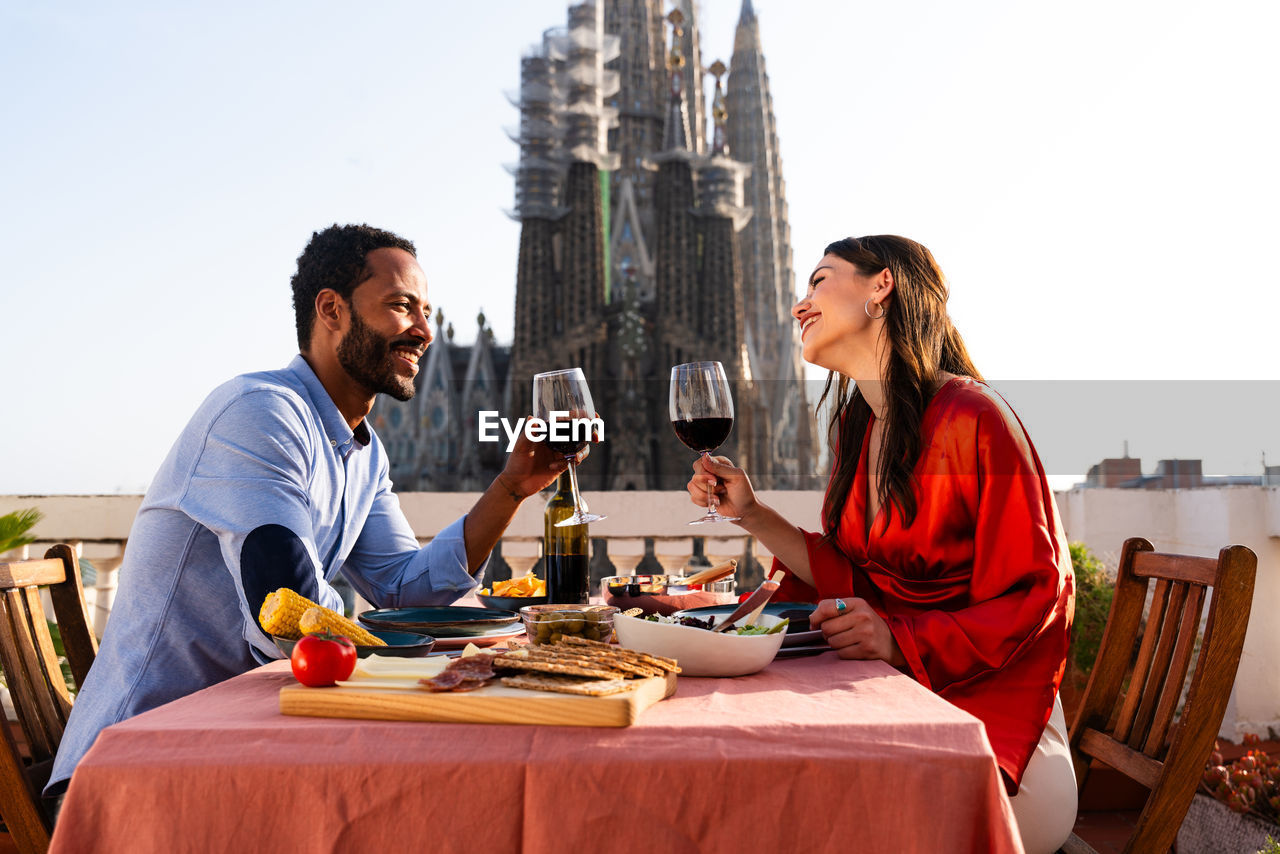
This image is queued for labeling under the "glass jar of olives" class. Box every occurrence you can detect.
[519,604,618,645]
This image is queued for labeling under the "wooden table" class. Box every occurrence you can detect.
[50,654,1022,853]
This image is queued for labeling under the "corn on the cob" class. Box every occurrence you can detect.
[259,588,310,639]
[299,606,384,646]
[258,587,385,646]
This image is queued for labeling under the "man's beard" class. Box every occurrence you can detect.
[336,306,419,402]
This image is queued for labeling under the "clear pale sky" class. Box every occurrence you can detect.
[2,0,1276,494]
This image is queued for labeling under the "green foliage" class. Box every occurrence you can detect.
[1069,542,1114,676]
[1259,836,1280,854]
[0,507,43,555]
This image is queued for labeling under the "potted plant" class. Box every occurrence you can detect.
[0,507,42,556]
[1179,735,1280,853]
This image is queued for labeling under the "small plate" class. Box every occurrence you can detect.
[775,643,834,659]
[477,593,549,612]
[359,606,519,636]
[780,628,826,648]
[430,624,526,651]
[273,629,436,659]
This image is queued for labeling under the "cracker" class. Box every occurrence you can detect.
[540,644,660,678]
[492,657,621,680]
[515,647,641,676]
[500,673,636,696]
[557,636,681,673]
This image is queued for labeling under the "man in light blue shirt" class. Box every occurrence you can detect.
[50,224,570,791]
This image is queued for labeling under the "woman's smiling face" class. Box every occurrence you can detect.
[792,253,887,373]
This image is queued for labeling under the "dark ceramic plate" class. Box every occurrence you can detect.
[672,602,821,647]
[430,624,526,651]
[775,643,834,659]
[272,629,436,659]
[477,593,549,612]
[358,605,519,636]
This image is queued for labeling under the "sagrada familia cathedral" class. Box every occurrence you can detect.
[372,0,816,492]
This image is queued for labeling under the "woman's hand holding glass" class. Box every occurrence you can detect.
[686,455,759,526]
[670,361,740,524]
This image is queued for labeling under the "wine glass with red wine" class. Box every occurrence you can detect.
[670,361,740,525]
[532,368,606,527]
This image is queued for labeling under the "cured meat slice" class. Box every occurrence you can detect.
[420,669,467,692]
[418,653,498,692]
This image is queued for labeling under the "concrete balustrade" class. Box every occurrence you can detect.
[652,538,694,576]
[2,487,1275,739]
[499,539,541,578]
[603,538,646,575]
[705,536,748,566]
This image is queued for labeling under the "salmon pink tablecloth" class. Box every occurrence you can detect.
[51,655,1022,853]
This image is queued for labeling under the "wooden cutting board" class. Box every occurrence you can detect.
[279,670,677,727]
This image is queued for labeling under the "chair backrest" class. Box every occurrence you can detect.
[0,544,98,854]
[1068,537,1256,854]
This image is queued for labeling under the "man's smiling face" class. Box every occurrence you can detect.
[336,247,433,402]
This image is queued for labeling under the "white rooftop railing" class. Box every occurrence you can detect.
[2,487,1276,740]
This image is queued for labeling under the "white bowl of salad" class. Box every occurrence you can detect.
[613,612,788,677]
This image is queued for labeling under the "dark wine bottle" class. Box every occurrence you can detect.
[544,472,590,604]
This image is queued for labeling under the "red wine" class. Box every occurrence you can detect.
[672,417,733,452]
[545,553,590,604]
[546,438,589,456]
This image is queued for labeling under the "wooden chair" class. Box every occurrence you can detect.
[1062,538,1257,854]
[0,545,98,854]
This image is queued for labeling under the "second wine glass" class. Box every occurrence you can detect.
[670,361,740,525]
[532,367,605,527]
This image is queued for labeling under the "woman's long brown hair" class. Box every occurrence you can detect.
[817,236,982,542]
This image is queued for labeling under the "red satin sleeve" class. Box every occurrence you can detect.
[769,531,880,605]
[885,405,1071,693]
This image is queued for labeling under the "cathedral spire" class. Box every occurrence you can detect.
[675,0,707,154]
[661,8,692,153]
[728,0,797,378]
[734,0,760,53]
[708,59,728,157]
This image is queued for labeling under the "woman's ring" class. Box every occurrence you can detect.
[834,598,847,613]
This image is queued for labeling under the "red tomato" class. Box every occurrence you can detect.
[290,633,357,686]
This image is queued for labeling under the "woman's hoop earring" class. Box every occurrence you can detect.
[864,298,886,320]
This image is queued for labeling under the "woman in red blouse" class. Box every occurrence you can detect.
[688,235,1077,854]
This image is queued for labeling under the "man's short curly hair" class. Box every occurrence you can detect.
[291,223,417,350]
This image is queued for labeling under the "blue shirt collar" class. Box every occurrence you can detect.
[287,355,371,452]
